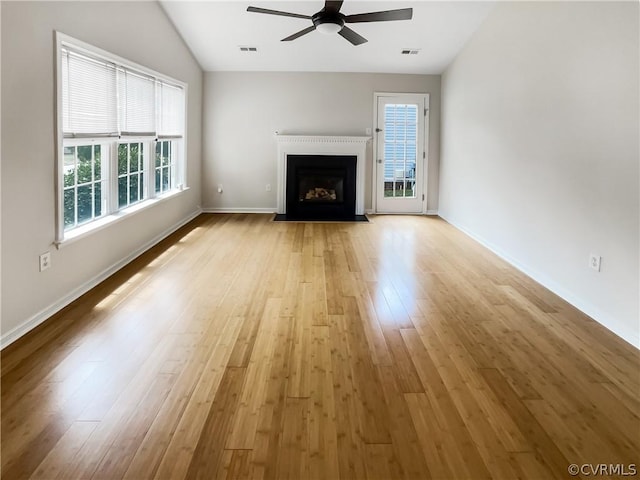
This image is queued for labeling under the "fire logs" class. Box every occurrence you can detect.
[304,187,337,201]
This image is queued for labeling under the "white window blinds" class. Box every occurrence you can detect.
[158,82,185,138]
[61,46,185,139]
[119,69,156,136]
[61,49,118,136]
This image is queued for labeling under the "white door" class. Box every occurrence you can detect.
[375,94,428,213]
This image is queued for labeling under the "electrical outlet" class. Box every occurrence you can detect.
[365,127,372,135]
[266,184,271,192]
[217,184,223,193]
[589,254,601,272]
[39,252,51,272]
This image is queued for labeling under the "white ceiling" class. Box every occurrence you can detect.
[160,1,495,74]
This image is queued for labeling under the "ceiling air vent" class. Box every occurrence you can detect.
[239,46,258,52]
[401,49,420,55]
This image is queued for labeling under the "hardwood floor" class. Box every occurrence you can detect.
[2,213,638,479]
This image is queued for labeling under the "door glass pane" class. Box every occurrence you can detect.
[383,104,417,198]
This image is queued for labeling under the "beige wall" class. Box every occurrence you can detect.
[202,72,441,212]
[1,1,203,344]
[440,2,639,346]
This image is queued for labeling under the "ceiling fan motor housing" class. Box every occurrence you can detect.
[312,10,345,32]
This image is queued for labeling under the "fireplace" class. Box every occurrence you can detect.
[286,155,356,220]
[275,135,370,218]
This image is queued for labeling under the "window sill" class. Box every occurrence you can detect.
[55,187,189,249]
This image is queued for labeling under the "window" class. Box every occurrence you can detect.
[56,33,186,243]
[118,142,145,208]
[383,104,418,198]
[63,143,107,228]
[155,141,176,195]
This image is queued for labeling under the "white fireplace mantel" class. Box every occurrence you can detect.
[275,135,371,215]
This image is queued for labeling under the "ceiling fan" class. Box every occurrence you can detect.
[246,1,413,46]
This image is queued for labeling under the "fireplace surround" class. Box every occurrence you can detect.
[275,135,370,219]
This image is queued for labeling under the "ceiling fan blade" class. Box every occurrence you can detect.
[282,25,316,42]
[247,6,311,20]
[338,26,367,46]
[345,8,413,23]
[324,1,344,13]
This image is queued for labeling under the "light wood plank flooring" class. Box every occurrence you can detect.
[2,213,639,479]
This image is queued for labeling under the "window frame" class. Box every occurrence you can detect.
[117,139,150,210]
[54,32,188,246]
[62,139,111,230]
[155,140,179,196]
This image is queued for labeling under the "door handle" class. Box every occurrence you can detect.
[375,128,382,133]
[377,159,382,164]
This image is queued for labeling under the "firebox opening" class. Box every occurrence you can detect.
[299,172,344,203]
[285,154,357,220]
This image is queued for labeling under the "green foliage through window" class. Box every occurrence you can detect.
[118,142,145,208]
[63,144,103,229]
[155,141,174,195]
[62,139,178,232]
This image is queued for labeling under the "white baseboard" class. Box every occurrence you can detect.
[366,210,439,216]
[440,214,639,349]
[1,209,202,350]
[201,207,276,214]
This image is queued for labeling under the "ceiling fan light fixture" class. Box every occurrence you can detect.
[316,21,343,35]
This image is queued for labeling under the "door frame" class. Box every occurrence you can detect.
[372,92,430,214]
